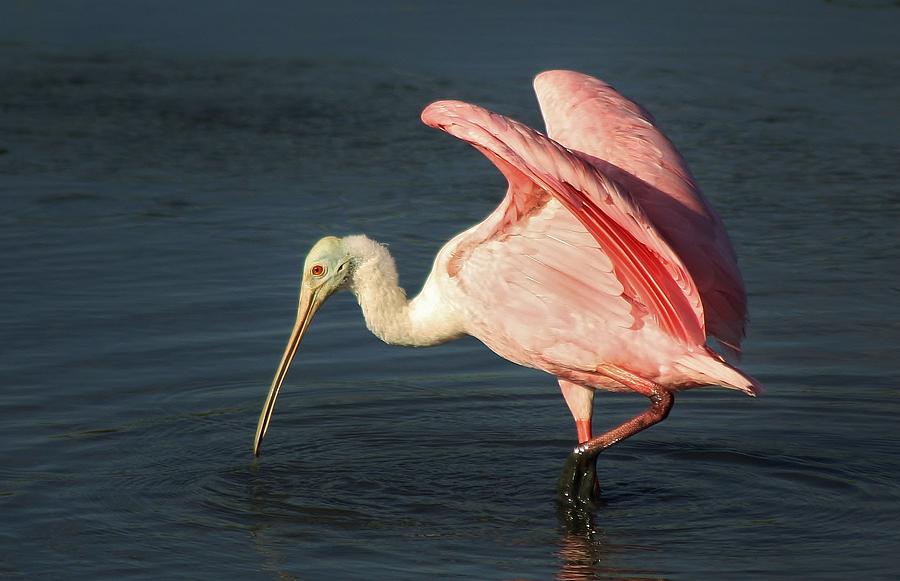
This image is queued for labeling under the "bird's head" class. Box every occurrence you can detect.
[253,235,352,456]
[302,235,353,299]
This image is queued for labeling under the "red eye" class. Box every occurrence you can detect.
[311,264,325,277]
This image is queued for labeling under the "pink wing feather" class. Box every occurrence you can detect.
[422,100,706,350]
[532,71,747,357]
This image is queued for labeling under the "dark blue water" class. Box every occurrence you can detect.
[2,1,899,578]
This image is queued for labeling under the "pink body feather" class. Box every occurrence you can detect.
[533,71,747,357]
[421,72,760,396]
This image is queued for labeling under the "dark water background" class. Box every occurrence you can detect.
[2,1,899,578]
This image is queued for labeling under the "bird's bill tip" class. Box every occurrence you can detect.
[252,286,321,456]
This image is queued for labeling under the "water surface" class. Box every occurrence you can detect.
[1,1,899,578]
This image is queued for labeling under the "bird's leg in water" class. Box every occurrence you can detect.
[558,367,675,505]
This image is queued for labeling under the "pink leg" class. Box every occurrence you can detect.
[558,367,675,505]
[575,419,592,444]
[558,379,594,443]
[558,379,598,494]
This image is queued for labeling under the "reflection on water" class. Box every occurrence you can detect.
[557,508,633,581]
[251,530,302,581]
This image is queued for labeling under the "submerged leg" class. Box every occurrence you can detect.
[558,367,675,506]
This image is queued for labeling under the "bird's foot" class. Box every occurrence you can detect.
[557,444,599,508]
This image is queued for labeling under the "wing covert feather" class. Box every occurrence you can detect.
[533,70,747,355]
[422,99,706,348]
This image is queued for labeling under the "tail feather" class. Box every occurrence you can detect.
[676,348,763,396]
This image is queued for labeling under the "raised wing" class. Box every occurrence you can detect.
[422,100,706,351]
[533,70,747,357]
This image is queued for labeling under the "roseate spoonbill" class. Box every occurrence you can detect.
[252,70,761,504]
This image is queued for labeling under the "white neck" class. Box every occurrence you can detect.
[343,235,465,347]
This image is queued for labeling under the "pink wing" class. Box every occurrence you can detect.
[422,100,707,359]
[533,71,747,357]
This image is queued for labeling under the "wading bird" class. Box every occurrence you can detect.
[252,70,761,505]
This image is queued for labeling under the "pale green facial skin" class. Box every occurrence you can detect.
[302,236,352,300]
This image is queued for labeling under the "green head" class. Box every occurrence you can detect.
[302,235,353,299]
